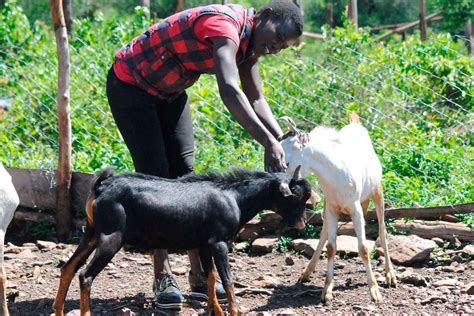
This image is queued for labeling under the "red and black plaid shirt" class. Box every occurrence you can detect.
[115,4,255,100]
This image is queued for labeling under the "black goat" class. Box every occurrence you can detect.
[53,166,311,316]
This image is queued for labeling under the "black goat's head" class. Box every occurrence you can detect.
[273,166,312,230]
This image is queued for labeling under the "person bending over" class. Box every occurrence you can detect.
[106,0,303,310]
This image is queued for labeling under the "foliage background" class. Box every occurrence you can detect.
[0,0,473,213]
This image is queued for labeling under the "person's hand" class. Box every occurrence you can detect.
[264,139,287,173]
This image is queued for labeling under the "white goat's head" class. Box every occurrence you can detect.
[279,116,310,177]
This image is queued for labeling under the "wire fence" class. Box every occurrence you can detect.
[1,23,473,211]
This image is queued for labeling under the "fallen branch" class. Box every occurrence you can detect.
[302,31,324,40]
[377,12,442,41]
[370,16,442,32]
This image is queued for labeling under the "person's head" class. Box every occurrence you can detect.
[252,0,303,57]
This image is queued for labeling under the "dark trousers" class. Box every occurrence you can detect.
[106,67,194,179]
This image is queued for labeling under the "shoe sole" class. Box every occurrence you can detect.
[155,301,184,310]
[190,291,228,304]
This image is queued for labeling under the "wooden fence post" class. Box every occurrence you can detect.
[348,0,358,29]
[466,18,473,55]
[419,0,427,41]
[49,0,72,241]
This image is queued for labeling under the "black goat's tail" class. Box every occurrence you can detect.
[86,167,114,226]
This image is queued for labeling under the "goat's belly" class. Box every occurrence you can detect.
[122,225,236,251]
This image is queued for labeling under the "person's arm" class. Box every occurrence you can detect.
[212,37,286,172]
[238,57,284,141]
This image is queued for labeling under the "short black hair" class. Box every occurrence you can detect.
[258,0,304,36]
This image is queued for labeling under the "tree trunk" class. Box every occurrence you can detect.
[49,0,72,241]
[466,18,473,55]
[62,0,72,34]
[175,0,184,12]
[326,3,333,28]
[419,0,427,41]
[348,0,358,29]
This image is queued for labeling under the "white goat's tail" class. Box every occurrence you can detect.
[349,112,361,124]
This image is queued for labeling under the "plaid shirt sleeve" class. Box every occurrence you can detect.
[194,14,241,47]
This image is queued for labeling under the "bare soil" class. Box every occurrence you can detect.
[5,239,473,315]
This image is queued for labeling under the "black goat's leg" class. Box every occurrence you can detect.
[199,247,223,316]
[53,225,97,316]
[212,242,238,316]
[79,232,122,316]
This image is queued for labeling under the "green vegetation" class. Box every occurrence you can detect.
[1,1,473,218]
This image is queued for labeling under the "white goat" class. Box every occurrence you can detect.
[280,113,396,303]
[0,163,19,316]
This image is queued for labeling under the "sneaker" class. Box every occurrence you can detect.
[189,271,228,304]
[153,273,185,310]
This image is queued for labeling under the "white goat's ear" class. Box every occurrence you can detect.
[292,165,302,180]
[280,116,299,134]
[279,182,293,197]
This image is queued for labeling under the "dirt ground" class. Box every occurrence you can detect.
[5,238,474,315]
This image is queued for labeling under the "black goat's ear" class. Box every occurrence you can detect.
[279,182,292,197]
[292,165,302,180]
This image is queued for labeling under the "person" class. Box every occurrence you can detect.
[106,0,303,310]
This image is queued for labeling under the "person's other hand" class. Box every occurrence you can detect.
[264,139,287,173]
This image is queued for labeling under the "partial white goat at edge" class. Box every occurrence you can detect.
[280,113,397,303]
[0,163,19,316]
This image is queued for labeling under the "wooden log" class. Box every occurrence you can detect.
[392,220,473,242]
[337,222,378,239]
[306,203,474,225]
[13,207,86,228]
[377,12,441,41]
[5,167,94,216]
[50,0,72,241]
[419,0,427,41]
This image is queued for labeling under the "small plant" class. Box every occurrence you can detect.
[24,219,56,240]
[299,223,322,239]
[277,236,293,253]
[370,248,379,260]
[455,213,474,229]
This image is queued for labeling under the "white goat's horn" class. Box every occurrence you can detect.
[280,116,299,134]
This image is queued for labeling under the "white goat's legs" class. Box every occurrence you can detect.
[352,204,382,302]
[0,231,9,316]
[300,206,328,282]
[321,210,338,303]
[374,185,396,286]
